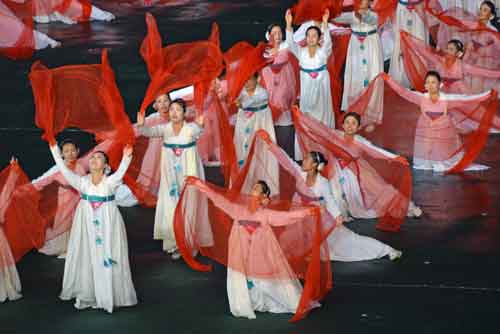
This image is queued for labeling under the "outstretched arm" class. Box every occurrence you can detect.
[49,145,83,192]
[107,145,133,189]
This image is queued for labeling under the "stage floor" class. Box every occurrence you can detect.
[1,1,500,333]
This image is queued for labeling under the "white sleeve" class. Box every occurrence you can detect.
[106,154,133,189]
[355,135,398,159]
[286,29,300,58]
[139,124,167,138]
[320,179,341,218]
[334,12,354,25]
[49,146,83,192]
[321,25,332,57]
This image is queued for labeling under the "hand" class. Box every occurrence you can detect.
[10,156,17,164]
[285,9,293,28]
[322,8,330,24]
[123,144,133,157]
[235,99,242,109]
[355,11,362,20]
[364,124,375,133]
[335,215,343,227]
[195,114,205,127]
[393,156,409,166]
[137,112,145,127]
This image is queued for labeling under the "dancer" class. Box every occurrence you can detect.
[137,98,209,259]
[49,143,137,313]
[334,0,384,110]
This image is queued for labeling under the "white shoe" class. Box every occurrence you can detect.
[407,202,423,218]
[389,250,402,261]
[171,250,181,260]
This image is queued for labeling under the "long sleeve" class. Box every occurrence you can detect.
[320,25,332,57]
[286,29,300,58]
[463,62,500,78]
[49,146,83,193]
[355,135,398,159]
[189,122,204,141]
[31,165,59,190]
[106,154,133,189]
[138,123,167,138]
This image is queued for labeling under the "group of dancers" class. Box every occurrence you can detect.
[2,0,500,323]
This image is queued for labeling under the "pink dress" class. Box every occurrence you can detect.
[386,76,491,171]
[260,43,298,126]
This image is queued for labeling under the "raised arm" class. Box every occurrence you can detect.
[31,165,59,190]
[285,9,300,57]
[320,10,332,57]
[136,112,167,138]
[49,145,83,192]
[106,145,133,189]
[333,12,354,25]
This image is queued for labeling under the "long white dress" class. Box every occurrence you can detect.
[234,85,277,166]
[227,220,303,319]
[50,146,137,313]
[300,171,399,262]
[139,121,210,252]
[0,167,22,303]
[286,26,335,128]
[389,1,429,87]
[335,10,384,111]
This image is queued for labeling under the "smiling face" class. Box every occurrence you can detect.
[424,74,441,95]
[88,152,107,173]
[343,115,360,136]
[306,27,320,47]
[61,142,79,162]
[153,94,171,118]
[269,25,283,46]
[168,101,185,124]
[479,3,493,21]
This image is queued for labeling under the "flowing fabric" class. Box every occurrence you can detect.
[347,73,498,173]
[1,162,48,262]
[1,0,34,59]
[292,107,412,232]
[174,131,337,322]
[428,6,500,71]
[139,13,223,116]
[400,31,500,131]
[291,0,342,25]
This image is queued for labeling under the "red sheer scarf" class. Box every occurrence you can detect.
[347,74,498,173]
[0,162,47,262]
[293,106,412,232]
[291,0,343,24]
[174,130,337,322]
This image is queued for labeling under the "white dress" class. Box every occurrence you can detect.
[50,146,137,313]
[389,1,429,87]
[286,26,335,128]
[301,172,398,262]
[139,121,210,252]
[33,4,115,24]
[335,11,384,111]
[227,220,303,319]
[234,85,277,166]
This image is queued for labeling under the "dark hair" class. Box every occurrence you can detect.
[169,98,187,114]
[448,39,464,53]
[425,70,441,83]
[305,26,322,39]
[256,180,271,197]
[266,23,282,36]
[482,1,500,31]
[309,151,328,166]
[59,138,78,150]
[343,112,361,126]
[94,150,109,165]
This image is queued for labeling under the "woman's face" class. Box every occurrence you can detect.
[250,183,266,198]
[153,94,171,118]
[269,26,283,46]
[245,76,258,92]
[306,28,320,47]
[424,75,440,94]
[479,3,493,21]
[61,143,79,162]
[168,102,185,123]
[343,116,360,136]
[301,153,317,172]
[446,42,460,57]
[89,152,107,172]
[358,0,370,10]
